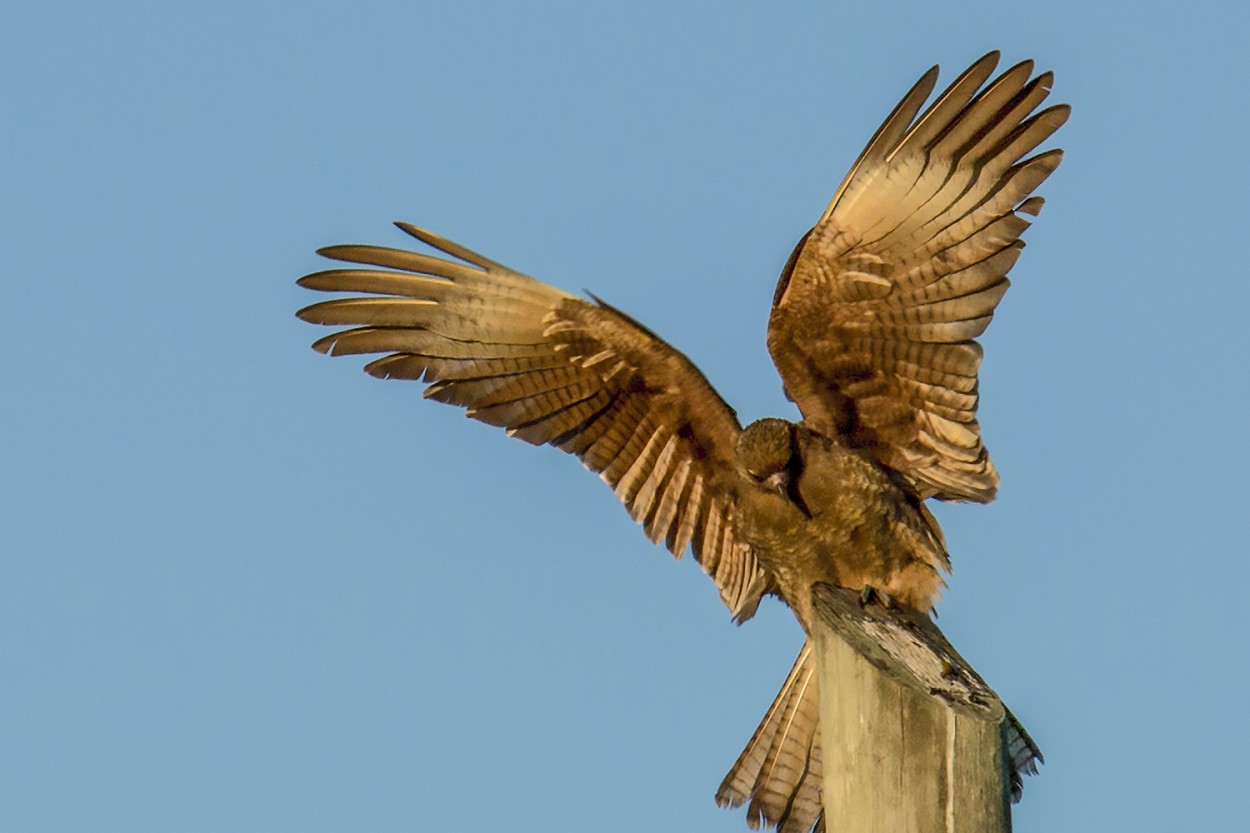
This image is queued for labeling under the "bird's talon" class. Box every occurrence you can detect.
[857,585,896,610]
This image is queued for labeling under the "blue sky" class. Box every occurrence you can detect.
[5,2,1248,831]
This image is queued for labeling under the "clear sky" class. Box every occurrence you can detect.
[5,2,1248,832]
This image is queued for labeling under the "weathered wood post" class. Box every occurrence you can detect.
[812,584,1039,833]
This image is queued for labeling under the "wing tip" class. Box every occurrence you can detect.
[391,221,506,270]
[393,220,434,243]
[294,300,331,325]
[314,244,354,261]
[1017,196,1045,216]
[309,333,339,355]
[971,49,1002,77]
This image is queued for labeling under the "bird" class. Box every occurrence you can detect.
[296,51,1067,833]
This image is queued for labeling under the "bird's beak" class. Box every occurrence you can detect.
[763,471,790,493]
[764,467,813,519]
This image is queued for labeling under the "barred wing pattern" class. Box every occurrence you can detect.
[768,51,1068,501]
[297,223,769,622]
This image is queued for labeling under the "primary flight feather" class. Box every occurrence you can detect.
[297,51,1066,833]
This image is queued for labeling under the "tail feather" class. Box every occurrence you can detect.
[717,637,1043,831]
[717,642,824,833]
[748,654,819,828]
[1004,706,1044,801]
[716,645,808,809]
[776,732,823,833]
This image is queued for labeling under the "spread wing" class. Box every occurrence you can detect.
[767,52,1068,502]
[297,222,769,621]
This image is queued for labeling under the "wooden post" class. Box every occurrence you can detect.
[811,583,1039,833]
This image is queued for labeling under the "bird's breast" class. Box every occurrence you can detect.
[735,435,945,627]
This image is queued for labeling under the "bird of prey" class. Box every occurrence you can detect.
[297,51,1066,833]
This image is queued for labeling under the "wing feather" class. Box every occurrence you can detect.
[298,224,768,620]
[769,54,1067,501]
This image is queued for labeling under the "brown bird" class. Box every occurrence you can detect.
[297,51,1066,833]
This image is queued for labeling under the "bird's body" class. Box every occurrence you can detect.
[715,420,950,829]
[297,51,1065,833]
[734,420,946,629]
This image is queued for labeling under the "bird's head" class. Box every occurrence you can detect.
[735,418,799,492]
